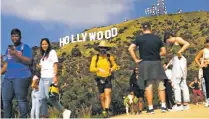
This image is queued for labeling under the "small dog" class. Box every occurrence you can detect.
[124,94,138,115]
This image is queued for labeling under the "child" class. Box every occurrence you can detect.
[30,71,41,119]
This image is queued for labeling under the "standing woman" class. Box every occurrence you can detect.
[189,77,204,105]
[39,38,71,118]
[195,39,209,107]
[164,31,190,111]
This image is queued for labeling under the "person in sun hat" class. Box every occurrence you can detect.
[90,40,118,118]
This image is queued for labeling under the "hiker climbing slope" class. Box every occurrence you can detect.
[90,40,117,118]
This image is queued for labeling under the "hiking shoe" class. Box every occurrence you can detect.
[136,110,142,115]
[63,109,71,119]
[171,105,183,112]
[146,109,154,114]
[161,107,167,113]
[183,105,190,110]
[102,110,107,118]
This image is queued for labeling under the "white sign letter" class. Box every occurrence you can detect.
[111,27,118,38]
[97,31,103,40]
[104,30,111,39]
[89,32,96,41]
[71,35,76,43]
[81,32,87,42]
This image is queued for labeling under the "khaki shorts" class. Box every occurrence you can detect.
[145,80,165,91]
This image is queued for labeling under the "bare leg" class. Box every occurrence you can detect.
[104,88,112,109]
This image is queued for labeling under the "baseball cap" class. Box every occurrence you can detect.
[142,22,151,29]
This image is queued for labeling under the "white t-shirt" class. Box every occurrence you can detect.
[165,69,172,80]
[40,50,58,78]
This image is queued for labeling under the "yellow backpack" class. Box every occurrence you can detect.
[49,83,59,99]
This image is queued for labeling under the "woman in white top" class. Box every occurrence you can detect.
[195,39,209,107]
[39,38,71,118]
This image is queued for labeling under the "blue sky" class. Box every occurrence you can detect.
[1,0,209,54]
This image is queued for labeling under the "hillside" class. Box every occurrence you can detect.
[32,11,209,118]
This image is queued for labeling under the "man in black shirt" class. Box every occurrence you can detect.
[128,23,167,114]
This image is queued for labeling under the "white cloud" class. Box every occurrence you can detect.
[2,0,136,28]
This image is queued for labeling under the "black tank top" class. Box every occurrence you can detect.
[193,82,199,90]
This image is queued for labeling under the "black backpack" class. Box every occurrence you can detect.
[95,54,115,79]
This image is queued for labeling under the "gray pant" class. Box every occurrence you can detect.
[30,90,41,119]
[39,78,63,116]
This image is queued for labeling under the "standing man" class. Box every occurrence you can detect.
[1,28,32,118]
[128,23,167,114]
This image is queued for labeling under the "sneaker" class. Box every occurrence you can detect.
[171,105,183,112]
[196,103,199,105]
[161,107,167,113]
[136,110,142,115]
[168,109,172,112]
[183,105,190,110]
[146,109,154,114]
[63,109,71,119]
[204,103,209,107]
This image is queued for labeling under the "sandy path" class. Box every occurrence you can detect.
[111,104,209,118]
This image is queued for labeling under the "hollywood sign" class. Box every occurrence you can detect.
[59,27,118,47]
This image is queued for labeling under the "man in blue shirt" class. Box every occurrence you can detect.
[1,28,32,118]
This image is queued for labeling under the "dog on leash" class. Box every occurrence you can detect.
[124,93,138,115]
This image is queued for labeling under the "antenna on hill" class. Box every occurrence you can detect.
[145,7,151,16]
[145,0,167,16]
[151,4,157,16]
[177,8,182,14]
[157,0,167,15]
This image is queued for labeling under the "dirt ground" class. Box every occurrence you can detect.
[111,104,209,118]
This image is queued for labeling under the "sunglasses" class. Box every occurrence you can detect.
[99,47,108,49]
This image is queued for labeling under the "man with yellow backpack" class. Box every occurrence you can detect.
[90,40,118,118]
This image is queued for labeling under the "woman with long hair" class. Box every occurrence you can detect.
[195,39,209,107]
[164,31,190,111]
[39,38,71,118]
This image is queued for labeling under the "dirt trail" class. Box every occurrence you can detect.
[111,104,209,118]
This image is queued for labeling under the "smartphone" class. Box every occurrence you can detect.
[8,45,15,50]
